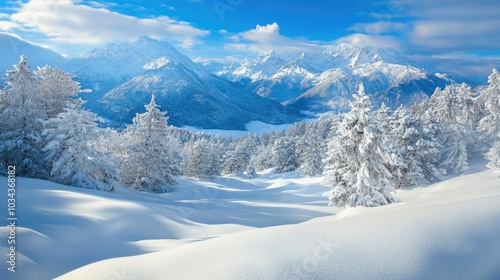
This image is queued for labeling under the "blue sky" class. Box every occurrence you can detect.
[0,0,499,78]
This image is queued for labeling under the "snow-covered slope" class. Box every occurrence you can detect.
[218,44,456,112]
[1,159,499,280]
[65,37,301,129]
[65,36,206,93]
[0,171,333,280]
[0,33,66,74]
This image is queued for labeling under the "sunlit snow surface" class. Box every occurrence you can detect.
[1,158,499,280]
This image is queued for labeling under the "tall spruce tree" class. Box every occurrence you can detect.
[0,55,44,176]
[119,95,178,192]
[272,137,299,173]
[323,84,400,207]
[43,101,119,191]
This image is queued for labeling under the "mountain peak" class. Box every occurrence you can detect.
[135,35,157,43]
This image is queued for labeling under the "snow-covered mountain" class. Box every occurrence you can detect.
[65,37,301,129]
[217,44,458,112]
[0,33,66,74]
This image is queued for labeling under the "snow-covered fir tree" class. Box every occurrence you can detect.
[183,138,220,179]
[0,55,44,176]
[439,124,469,174]
[253,144,273,171]
[479,69,500,139]
[485,136,500,175]
[420,84,475,174]
[36,66,83,118]
[300,128,322,176]
[119,95,178,192]
[322,84,400,207]
[455,83,481,130]
[222,136,253,175]
[376,104,405,187]
[244,156,257,178]
[43,101,119,191]
[272,136,299,173]
[0,56,88,177]
[390,107,445,185]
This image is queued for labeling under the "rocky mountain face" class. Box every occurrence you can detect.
[216,44,459,112]
[64,36,302,129]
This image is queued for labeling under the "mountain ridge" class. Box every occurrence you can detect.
[66,37,302,129]
[214,44,464,112]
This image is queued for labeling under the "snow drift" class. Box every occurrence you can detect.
[0,159,498,279]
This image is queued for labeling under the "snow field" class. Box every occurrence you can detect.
[0,159,499,279]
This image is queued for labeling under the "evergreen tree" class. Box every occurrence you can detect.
[486,137,500,175]
[43,101,119,191]
[422,84,474,174]
[300,132,322,176]
[245,156,257,178]
[119,95,177,192]
[272,137,299,173]
[35,66,83,118]
[0,55,44,176]
[183,138,220,179]
[439,124,469,174]
[222,136,252,175]
[390,107,444,185]
[479,69,500,138]
[253,144,273,171]
[0,56,86,177]
[323,84,400,207]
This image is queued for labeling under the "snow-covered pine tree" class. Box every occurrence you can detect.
[0,55,45,176]
[322,84,400,207]
[486,136,500,175]
[423,85,472,174]
[315,113,341,157]
[35,66,83,119]
[119,95,178,192]
[222,136,252,175]
[253,143,273,171]
[43,101,119,191]
[439,124,469,174]
[183,138,220,179]
[455,83,480,130]
[479,69,500,139]
[244,156,257,178]
[0,56,88,177]
[272,136,299,173]
[300,130,322,176]
[376,104,405,187]
[390,106,445,185]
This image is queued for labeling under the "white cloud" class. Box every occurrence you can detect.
[240,22,286,44]
[410,19,500,50]
[86,1,118,9]
[400,0,500,52]
[193,55,242,65]
[350,21,407,35]
[3,0,208,47]
[0,20,20,30]
[224,22,325,54]
[410,53,500,81]
[335,33,402,50]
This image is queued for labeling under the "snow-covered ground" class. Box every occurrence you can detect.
[1,159,499,280]
[183,121,298,137]
[184,120,321,138]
